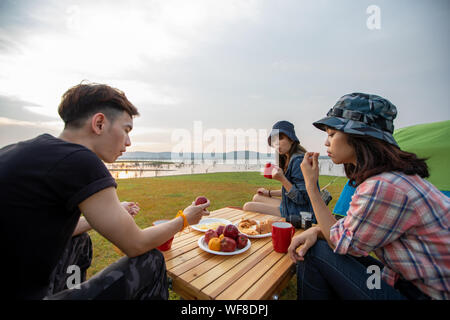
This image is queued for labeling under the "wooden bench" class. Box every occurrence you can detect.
[162,207,306,300]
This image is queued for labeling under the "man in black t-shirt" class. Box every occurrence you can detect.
[0,83,210,299]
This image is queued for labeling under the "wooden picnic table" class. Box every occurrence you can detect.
[162,207,305,300]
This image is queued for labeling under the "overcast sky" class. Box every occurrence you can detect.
[0,0,449,156]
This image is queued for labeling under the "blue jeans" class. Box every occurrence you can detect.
[297,240,411,300]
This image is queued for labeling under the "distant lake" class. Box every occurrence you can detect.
[106,158,345,179]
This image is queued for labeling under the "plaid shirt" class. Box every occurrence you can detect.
[330,172,450,300]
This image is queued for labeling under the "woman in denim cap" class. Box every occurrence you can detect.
[243,121,316,221]
[288,93,450,300]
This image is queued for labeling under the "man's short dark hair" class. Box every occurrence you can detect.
[58,82,139,129]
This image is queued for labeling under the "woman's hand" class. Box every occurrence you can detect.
[288,226,319,262]
[257,188,270,197]
[121,201,140,218]
[271,165,285,181]
[300,152,320,187]
[183,199,211,226]
[256,188,273,197]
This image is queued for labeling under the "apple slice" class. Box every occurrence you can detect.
[195,196,208,205]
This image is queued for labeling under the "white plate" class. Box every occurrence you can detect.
[235,223,272,238]
[191,218,233,232]
[243,231,272,239]
[198,236,251,256]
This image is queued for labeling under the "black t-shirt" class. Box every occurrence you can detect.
[0,134,117,299]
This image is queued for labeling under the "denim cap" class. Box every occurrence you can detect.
[313,93,399,147]
[268,120,299,146]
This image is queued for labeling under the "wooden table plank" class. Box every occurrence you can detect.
[166,208,303,300]
[178,253,228,284]
[165,247,208,270]
[239,256,295,300]
[185,238,271,289]
[166,210,265,261]
[170,249,215,276]
[202,241,275,299]
[215,248,286,300]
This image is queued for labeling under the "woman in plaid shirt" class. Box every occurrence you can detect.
[288,93,450,300]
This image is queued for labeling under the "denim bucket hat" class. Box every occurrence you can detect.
[313,93,399,147]
[268,120,299,146]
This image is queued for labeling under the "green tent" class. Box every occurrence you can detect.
[333,120,450,216]
[393,120,450,192]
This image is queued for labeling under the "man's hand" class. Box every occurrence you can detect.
[288,226,319,262]
[81,189,211,257]
[121,201,140,217]
[183,199,211,226]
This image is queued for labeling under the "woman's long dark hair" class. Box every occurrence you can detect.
[344,134,429,186]
[276,133,307,172]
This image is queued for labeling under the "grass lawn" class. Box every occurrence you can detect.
[86,172,348,300]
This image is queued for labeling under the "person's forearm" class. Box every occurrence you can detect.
[269,189,282,197]
[133,216,185,257]
[313,226,328,240]
[72,216,92,236]
[310,226,335,250]
[279,177,293,192]
[75,202,134,237]
[305,182,336,248]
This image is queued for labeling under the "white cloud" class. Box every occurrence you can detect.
[0,0,448,155]
[127,141,170,152]
[130,125,172,137]
[0,0,262,136]
[106,80,181,107]
[0,116,62,131]
[23,106,59,119]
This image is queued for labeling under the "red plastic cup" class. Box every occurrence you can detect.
[153,219,174,251]
[271,222,295,253]
[264,163,274,179]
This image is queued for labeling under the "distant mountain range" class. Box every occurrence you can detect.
[118,151,275,161]
[118,151,331,161]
